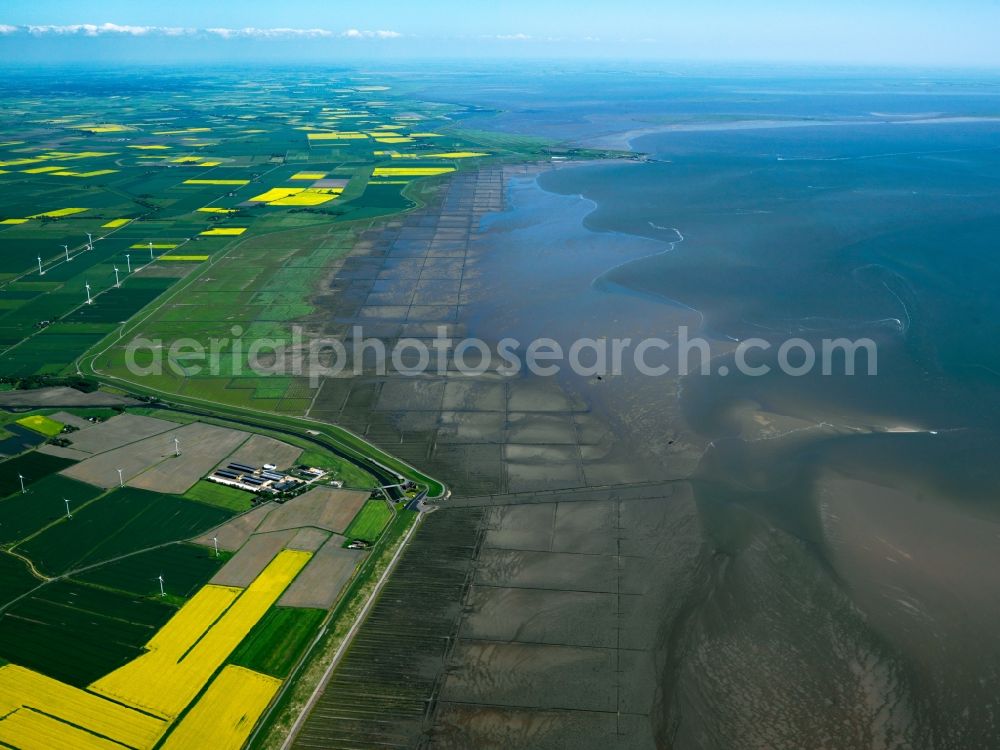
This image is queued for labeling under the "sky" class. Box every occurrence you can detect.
[1,0,999,67]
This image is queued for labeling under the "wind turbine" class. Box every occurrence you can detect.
[64,498,72,520]
[37,256,44,276]
[157,575,165,597]
[85,281,92,305]
[86,233,93,252]
[212,537,219,557]
[148,241,154,260]
[125,254,131,273]
[18,474,25,494]
[113,266,121,288]
[116,468,124,487]
[174,437,180,456]
[62,244,71,262]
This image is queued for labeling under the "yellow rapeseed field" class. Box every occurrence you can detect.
[307,131,368,140]
[27,207,87,218]
[269,188,342,206]
[52,169,118,177]
[41,151,115,160]
[431,151,489,158]
[160,255,209,262]
[0,708,126,750]
[372,167,455,177]
[90,550,310,719]
[102,218,130,228]
[15,414,63,437]
[250,187,304,203]
[183,179,249,186]
[153,127,211,135]
[73,124,131,133]
[0,664,167,750]
[0,158,44,167]
[200,227,247,236]
[147,584,242,654]
[290,171,326,180]
[130,243,178,249]
[161,666,281,750]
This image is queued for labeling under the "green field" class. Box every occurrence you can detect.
[0,474,102,544]
[343,499,393,543]
[75,542,225,599]
[182,479,254,512]
[0,551,38,608]
[0,579,175,686]
[0,451,76,496]
[229,606,326,679]
[16,486,233,575]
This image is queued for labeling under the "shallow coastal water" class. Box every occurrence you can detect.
[427,108,1000,745]
[294,72,1000,747]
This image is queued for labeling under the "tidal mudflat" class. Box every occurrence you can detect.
[297,96,1000,746]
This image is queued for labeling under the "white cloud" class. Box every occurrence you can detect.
[206,27,336,39]
[341,29,402,39]
[495,33,531,41]
[27,23,157,36]
[3,24,402,40]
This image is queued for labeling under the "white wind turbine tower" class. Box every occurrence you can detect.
[213,537,219,557]
[116,468,124,487]
[37,256,44,276]
[157,575,165,597]
[85,281,92,305]
[113,266,121,288]
[148,241,154,260]
[62,244,70,261]
[17,474,25,494]
[174,437,180,456]
[86,233,93,252]
[125,254,131,273]
[64,498,72,520]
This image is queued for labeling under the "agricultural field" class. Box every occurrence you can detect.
[0,393,398,747]
[91,548,311,719]
[183,478,255,512]
[229,607,327,678]
[14,413,64,436]
[0,579,176,686]
[17,485,233,575]
[0,66,476,750]
[161,665,282,750]
[0,552,37,606]
[76,542,225,599]
[343,498,394,542]
[0,547,311,750]
[0,473,101,544]
[0,450,75,495]
[0,68,526,419]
